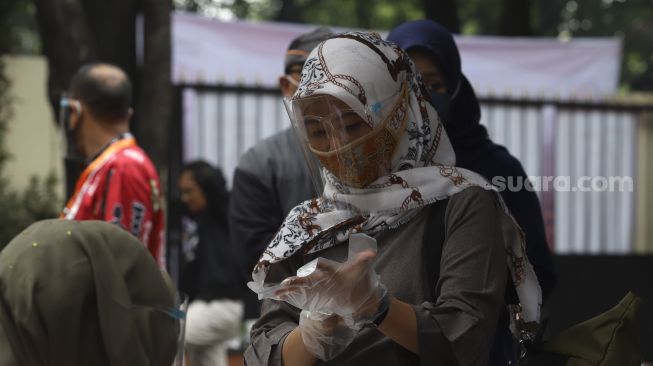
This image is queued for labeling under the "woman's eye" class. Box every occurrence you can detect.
[345,123,364,133]
[427,81,445,93]
[309,129,327,138]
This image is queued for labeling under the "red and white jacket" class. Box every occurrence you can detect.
[62,134,166,267]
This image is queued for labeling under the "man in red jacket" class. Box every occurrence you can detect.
[60,63,165,267]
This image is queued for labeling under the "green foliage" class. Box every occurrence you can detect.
[457,0,504,35]
[297,0,424,30]
[539,0,653,91]
[1,0,39,54]
[0,1,60,250]
[0,174,61,250]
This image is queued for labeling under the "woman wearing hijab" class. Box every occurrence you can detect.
[178,161,244,366]
[0,219,181,366]
[245,32,541,366]
[387,20,557,364]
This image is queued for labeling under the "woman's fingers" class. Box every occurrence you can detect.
[314,259,339,273]
[353,250,376,266]
[274,251,377,305]
[273,271,328,297]
[339,250,376,279]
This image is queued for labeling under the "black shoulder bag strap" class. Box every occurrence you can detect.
[422,199,449,301]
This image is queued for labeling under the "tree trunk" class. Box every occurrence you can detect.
[33,0,97,197]
[137,0,171,184]
[499,0,532,36]
[422,0,460,34]
[33,0,171,197]
[33,0,97,120]
[274,0,300,22]
[356,0,373,29]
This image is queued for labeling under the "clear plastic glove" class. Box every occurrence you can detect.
[272,234,387,326]
[298,310,357,360]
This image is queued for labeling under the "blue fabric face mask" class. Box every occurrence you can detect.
[428,91,451,126]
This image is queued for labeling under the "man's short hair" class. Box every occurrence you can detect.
[284,27,334,74]
[69,63,132,122]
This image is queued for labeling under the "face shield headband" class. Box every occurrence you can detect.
[58,94,86,164]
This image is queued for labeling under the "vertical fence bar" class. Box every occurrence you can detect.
[598,110,609,252]
[540,104,557,250]
[236,89,243,158]
[216,91,224,170]
[167,86,184,283]
[197,92,205,159]
[619,112,637,253]
[255,92,263,142]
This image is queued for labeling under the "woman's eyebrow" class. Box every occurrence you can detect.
[421,71,441,78]
[304,118,321,126]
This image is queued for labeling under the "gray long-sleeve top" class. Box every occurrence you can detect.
[245,187,508,366]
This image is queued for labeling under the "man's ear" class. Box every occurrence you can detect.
[127,107,134,121]
[69,105,82,130]
[279,75,293,98]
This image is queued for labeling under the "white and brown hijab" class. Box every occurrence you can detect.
[251,32,541,331]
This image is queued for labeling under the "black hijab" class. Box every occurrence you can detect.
[387,19,502,169]
[181,161,230,223]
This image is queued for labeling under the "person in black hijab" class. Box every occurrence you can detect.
[179,161,244,366]
[388,20,557,365]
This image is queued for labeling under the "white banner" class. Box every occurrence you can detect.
[172,12,622,98]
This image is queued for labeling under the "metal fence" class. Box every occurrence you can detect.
[171,84,652,255]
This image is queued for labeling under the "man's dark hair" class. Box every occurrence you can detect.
[69,63,132,122]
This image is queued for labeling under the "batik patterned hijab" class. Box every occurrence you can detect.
[251,32,541,328]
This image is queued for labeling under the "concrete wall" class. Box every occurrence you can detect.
[3,55,64,199]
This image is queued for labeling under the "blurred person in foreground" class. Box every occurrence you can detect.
[0,219,182,366]
[229,27,333,318]
[388,20,557,364]
[59,63,165,267]
[245,32,541,366]
[178,161,244,366]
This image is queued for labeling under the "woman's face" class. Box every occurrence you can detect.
[179,171,207,215]
[301,96,372,152]
[407,48,447,94]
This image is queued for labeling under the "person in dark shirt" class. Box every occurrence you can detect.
[229,27,333,318]
[388,19,557,365]
[179,161,243,366]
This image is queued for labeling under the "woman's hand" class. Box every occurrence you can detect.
[273,250,386,324]
[298,310,357,360]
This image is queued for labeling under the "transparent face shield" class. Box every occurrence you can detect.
[284,84,409,192]
[58,93,86,163]
[133,290,188,365]
[167,292,189,366]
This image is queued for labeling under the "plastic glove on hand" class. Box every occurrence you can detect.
[273,234,387,324]
[298,310,357,361]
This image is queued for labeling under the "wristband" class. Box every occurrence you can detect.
[371,292,390,327]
